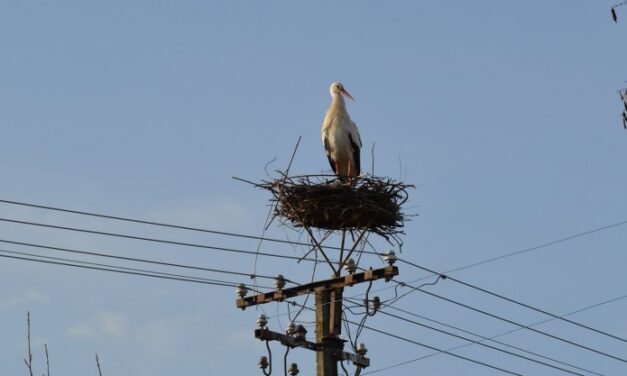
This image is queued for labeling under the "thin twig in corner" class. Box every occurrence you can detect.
[285,135,302,176]
[24,312,33,376]
[613,0,627,22]
[370,142,375,176]
[44,343,50,376]
[95,354,103,376]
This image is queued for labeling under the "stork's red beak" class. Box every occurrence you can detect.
[340,88,354,101]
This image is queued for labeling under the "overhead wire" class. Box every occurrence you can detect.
[284,299,524,376]
[399,218,627,287]
[0,238,295,284]
[268,279,626,375]
[0,247,273,289]
[343,318,523,376]
[268,289,626,375]
[409,285,627,364]
[0,217,324,264]
[380,304,605,376]
[0,249,253,288]
[4,198,627,270]
[372,306,590,376]
[442,219,627,274]
[222,252,627,370]
[397,258,627,344]
[363,293,627,375]
[4,199,627,370]
[0,198,348,251]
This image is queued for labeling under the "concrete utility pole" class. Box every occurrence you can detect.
[316,288,343,376]
[237,265,398,376]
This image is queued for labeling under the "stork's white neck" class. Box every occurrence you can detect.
[330,93,347,110]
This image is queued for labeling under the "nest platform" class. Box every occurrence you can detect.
[259,175,412,241]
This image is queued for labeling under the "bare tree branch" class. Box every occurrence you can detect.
[24,312,33,376]
[95,354,103,376]
[44,343,50,376]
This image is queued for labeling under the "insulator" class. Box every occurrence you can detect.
[286,321,296,335]
[372,296,381,312]
[236,283,249,298]
[343,258,357,274]
[288,363,300,375]
[383,250,397,266]
[357,343,368,356]
[256,314,268,328]
[258,356,269,369]
[294,324,307,342]
[273,274,286,290]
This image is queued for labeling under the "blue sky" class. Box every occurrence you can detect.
[1,1,627,375]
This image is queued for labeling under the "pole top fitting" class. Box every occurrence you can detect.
[288,362,300,375]
[384,250,397,266]
[236,283,249,298]
[258,355,269,370]
[294,324,307,342]
[344,258,357,274]
[274,274,286,290]
[372,296,381,312]
[357,342,368,355]
[256,314,268,329]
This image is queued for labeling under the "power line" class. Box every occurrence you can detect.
[0,198,344,251]
[381,304,605,376]
[285,300,524,376]
[347,317,524,376]
[398,258,627,344]
[5,198,627,371]
[276,284,627,375]
[0,198,391,259]
[363,294,627,375]
[374,307,590,376]
[403,219,627,285]
[278,290,626,375]
[0,248,270,289]
[445,219,627,273]
[411,286,627,364]
[0,238,295,284]
[246,265,626,369]
[4,198,626,272]
[0,249,248,288]
[0,217,323,263]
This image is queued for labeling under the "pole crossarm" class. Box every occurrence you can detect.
[256,328,319,351]
[255,328,370,368]
[237,266,398,309]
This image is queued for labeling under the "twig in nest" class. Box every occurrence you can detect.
[256,173,414,246]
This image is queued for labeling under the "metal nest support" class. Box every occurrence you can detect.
[258,173,413,244]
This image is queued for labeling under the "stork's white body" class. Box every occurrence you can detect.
[321,82,362,178]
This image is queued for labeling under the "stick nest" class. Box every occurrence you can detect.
[259,175,413,241]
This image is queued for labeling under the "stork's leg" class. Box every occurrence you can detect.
[347,161,353,185]
[347,162,351,182]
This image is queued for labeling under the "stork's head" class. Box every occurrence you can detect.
[329,82,354,101]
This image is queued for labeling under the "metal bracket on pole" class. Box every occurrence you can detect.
[237,266,398,309]
[255,328,370,369]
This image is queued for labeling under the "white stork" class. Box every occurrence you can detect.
[321,82,362,180]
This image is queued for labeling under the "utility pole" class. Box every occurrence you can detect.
[235,169,411,375]
[237,264,398,376]
[316,288,342,376]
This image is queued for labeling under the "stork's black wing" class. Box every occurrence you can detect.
[349,133,361,175]
[323,135,336,173]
